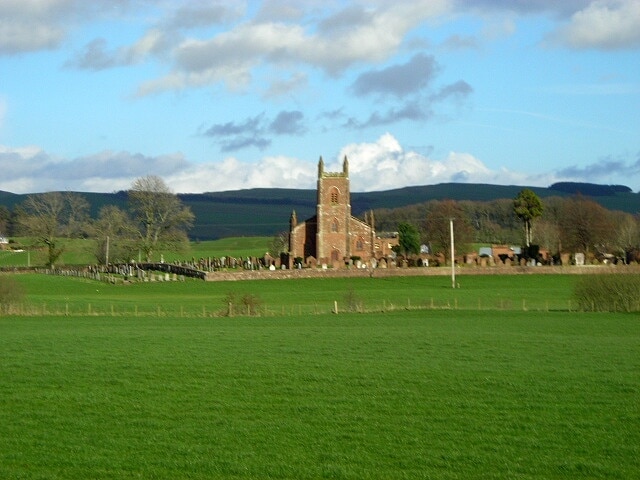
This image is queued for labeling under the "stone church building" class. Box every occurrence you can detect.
[288,156,397,267]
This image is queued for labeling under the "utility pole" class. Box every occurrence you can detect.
[450,218,456,289]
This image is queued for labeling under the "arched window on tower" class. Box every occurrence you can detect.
[330,188,339,204]
[331,219,339,232]
[356,237,364,251]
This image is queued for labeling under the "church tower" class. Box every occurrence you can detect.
[316,156,351,264]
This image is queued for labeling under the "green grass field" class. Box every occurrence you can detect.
[1,274,639,479]
[0,237,273,268]
[7,273,579,316]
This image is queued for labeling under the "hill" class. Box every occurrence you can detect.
[1,182,639,239]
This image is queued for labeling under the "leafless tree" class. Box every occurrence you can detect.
[91,205,137,264]
[610,211,640,263]
[16,192,89,267]
[559,195,613,256]
[424,200,473,262]
[128,175,194,262]
[268,231,289,257]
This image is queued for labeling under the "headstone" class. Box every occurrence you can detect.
[574,253,585,266]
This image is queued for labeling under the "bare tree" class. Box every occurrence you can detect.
[16,192,89,267]
[533,219,562,255]
[560,195,613,256]
[268,231,289,257]
[128,175,194,262]
[610,211,639,263]
[91,205,137,264]
[424,200,473,263]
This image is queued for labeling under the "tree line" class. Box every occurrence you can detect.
[0,176,194,267]
[2,182,639,267]
[375,189,640,264]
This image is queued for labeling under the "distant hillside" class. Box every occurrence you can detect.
[549,182,632,196]
[1,182,638,239]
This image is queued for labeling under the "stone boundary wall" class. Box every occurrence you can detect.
[204,264,640,282]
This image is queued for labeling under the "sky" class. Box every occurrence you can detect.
[0,0,639,195]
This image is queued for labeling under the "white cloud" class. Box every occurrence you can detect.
[0,0,138,55]
[553,0,640,49]
[335,133,530,191]
[137,0,451,95]
[1,135,637,195]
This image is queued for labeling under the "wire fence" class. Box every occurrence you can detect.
[1,295,588,318]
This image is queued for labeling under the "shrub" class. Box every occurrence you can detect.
[343,286,363,312]
[223,291,264,316]
[0,275,26,314]
[573,274,640,312]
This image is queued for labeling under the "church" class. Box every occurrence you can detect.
[288,156,397,267]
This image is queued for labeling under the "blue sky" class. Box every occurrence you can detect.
[1,0,639,194]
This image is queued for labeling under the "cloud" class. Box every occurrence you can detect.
[2,137,638,195]
[351,54,440,97]
[333,134,513,191]
[0,0,138,56]
[0,145,189,193]
[136,0,451,95]
[457,0,593,17]
[164,3,244,30]
[556,155,640,180]
[262,73,308,99]
[201,111,307,152]
[0,0,66,55]
[203,114,266,138]
[66,30,172,70]
[551,0,640,49]
[344,102,433,129]
[270,111,306,135]
[430,80,474,102]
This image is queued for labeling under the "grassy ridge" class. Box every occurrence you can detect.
[1,311,638,479]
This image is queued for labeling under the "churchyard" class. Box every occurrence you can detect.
[1,272,639,478]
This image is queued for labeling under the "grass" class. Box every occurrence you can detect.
[0,237,272,268]
[5,273,581,316]
[1,273,638,478]
[1,310,638,479]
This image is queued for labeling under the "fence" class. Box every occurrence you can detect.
[1,294,592,318]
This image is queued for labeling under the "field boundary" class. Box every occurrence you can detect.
[202,264,640,281]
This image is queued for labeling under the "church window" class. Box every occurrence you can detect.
[330,188,339,204]
[331,219,339,232]
[356,237,364,251]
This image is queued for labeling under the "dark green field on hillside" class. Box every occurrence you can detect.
[3,182,639,239]
[1,308,638,479]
